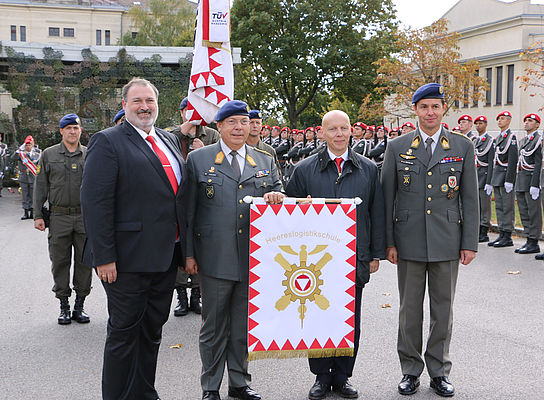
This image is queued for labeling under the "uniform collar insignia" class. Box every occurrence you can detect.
[411,134,421,149]
[215,151,225,164]
[440,135,450,150]
[246,154,257,167]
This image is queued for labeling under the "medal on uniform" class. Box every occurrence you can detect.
[403,174,410,186]
[206,185,214,198]
[447,190,455,199]
[441,184,448,193]
[448,176,457,188]
[407,148,413,155]
[72,163,77,170]
[209,166,215,173]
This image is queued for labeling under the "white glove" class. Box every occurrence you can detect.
[504,182,514,193]
[484,184,493,196]
[530,186,540,200]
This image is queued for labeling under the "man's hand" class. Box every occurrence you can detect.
[264,191,285,204]
[185,257,198,274]
[180,121,196,137]
[484,184,493,196]
[386,246,398,265]
[369,260,380,274]
[192,138,205,149]
[34,218,46,231]
[530,186,540,200]
[97,262,117,283]
[460,250,476,265]
[504,182,514,193]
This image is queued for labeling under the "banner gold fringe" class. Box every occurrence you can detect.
[248,348,354,361]
[202,40,231,52]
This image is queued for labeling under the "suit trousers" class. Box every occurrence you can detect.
[478,188,491,227]
[48,213,91,298]
[101,251,178,400]
[516,191,542,240]
[493,186,515,232]
[20,180,33,210]
[397,259,459,378]
[309,285,363,385]
[199,274,251,391]
[175,268,199,289]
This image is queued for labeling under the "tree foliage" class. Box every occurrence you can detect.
[518,41,544,110]
[231,0,397,127]
[373,19,488,118]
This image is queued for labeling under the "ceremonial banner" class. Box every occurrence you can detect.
[248,200,357,361]
[186,0,233,125]
[17,150,37,176]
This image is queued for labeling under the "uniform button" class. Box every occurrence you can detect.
[427,210,431,215]
[427,171,432,176]
[239,214,243,219]
[450,167,455,172]
[427,197,432,202]
[238,229,242,234]
[395,218,398,222]
[208,179,212,183]
[404,167,409,171]
[238,184,243,189]
[263,182,267,187]
[239,199,243,204]
[458,219,461,223]
[427,184,432,189]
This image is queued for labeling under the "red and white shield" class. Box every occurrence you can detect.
[448,175,457,188]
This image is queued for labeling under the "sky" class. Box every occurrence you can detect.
[393,0,544,28]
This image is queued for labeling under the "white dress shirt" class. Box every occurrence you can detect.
[220,139,246,175]
[328,148,349,171]
[419,127,441,154]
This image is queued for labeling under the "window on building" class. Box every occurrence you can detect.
[507,64,514,105]
[496,66,503,105]
[96,30,102,45]
[462,85,469,108]
[49,27,60,37]
[132,31,138,39]
[64,28,75,37]
[20,26,26,42]
[105,30,111,45]
[485,68,492,106]
[473,71,479,107]
[11,25,17,41]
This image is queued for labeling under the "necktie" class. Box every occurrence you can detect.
[335,157,343,174]
[230,150,241,180]
[425,137,434,160]
[145,136,178,194]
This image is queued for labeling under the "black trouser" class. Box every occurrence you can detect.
[309,285,363,386]
[101,248,178,400]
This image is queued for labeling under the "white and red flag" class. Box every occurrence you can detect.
[247,199,358,360]
[17,150,37,176]
[186,0,234,125]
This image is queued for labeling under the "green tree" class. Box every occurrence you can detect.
[231,0,397,127]
[121,0,195,46]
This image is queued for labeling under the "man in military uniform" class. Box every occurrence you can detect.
[113,109,125,126]
[12,135,41,219]
[473,116,495,242]
[352,122,372,157]
[514,114,542,254]
[247,109,281,172]
[489,111,518,248]
[185,100,283,400]
[381,83,478,397]
[401,122,416,136]
[33,114,92,324]
[458,114,476,141]
[0,132,8,197]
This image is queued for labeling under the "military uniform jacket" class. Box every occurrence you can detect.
[287,141,304,160]
[0,142,7,175]
[254,139,282,177]
[285,146,386,286]
[185,142,282,282]
[12,146,41,183]
[352,139,372,158]
[33,142,86,219]
[170,125,220,147]
[516,131,542,191]
[368,139,387,167]
[381,128,479,262]
[475,133,495,189]
[274,139,290,160]
[490,129,518,186]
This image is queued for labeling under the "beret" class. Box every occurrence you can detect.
[353,122,367,129]
[453,126,461,131]
[281,127,290,132]
[215,100,250,122]
[316,125,322,130]
[496,111,512,120]
[402,122,416,129]
[442,123,449,130]
[179,97,188,110]
[458,114,472,123]
[368,125,375,131]
[59,113,81,129]
[249,110,262,119]
[523,113,541,123]
[474,115,488,123]
[113,109,125,124]
[377,125,389,133]
[263,125,270,130]
[272,126,280,130]
[24,135,34,144]
[412,83,444,104]
[305,127,315,133]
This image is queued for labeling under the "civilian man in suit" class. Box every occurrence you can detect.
[81,77,187,400]
[185,100,283,400]
[286,110,385,400]
[381,83,479,397]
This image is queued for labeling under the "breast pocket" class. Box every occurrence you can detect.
[198,174,223,206]
[439,162,463,188]
[48,161,67,187]
[397,164,420,192]
[254,177,273,197]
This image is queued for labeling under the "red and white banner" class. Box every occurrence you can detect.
[17,150,37,176]
[248,200,357,360]
[186,0,233,126]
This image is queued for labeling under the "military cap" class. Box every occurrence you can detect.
[523,113,541,123]
[368,125,375,131]
[249,110,262,119]
[412,83,444,104]
[113,109,125,124]
[272,126,280,130]
[24,135,34,144]
[215,100,250,122]
[179,97,189,110]
[263,125,271,130]
[496,111,512,120]
[316,125,322,130]
[474,115,488,123]
[377,125,389,133]
[402,122,416,129]
[353,122,367,129]
[281,127,290,133]
[458,114,472,123]
[305,127,315,133]
[442,122,450,130]
[452,126,461,131]
[59,113,81,129]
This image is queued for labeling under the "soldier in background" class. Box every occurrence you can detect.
[33,114,92,324]
[389,128,400,139]
[401,122,416,136]
[473,116,495,242]
[261,125,271,144]
[247,110,281,174]
[368,125,387,172]
[0,133,7,197]
[352,122,372,157]
[514,114,542,254]
[458,115,476,141]
[113,109,125,126]
[488,111,518,248]
[11,135,41,219]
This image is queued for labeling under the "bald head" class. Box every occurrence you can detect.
[322,110,350,127]
[322,110,351,156]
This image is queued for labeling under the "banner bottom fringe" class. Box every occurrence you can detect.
[248,348,354,361]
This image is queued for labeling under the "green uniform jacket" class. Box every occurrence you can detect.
[381,128,479,262]
[33,142,86,219]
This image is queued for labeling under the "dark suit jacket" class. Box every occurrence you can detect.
[81,121,188,272]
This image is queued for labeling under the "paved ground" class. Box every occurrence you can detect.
[0,190,543,400]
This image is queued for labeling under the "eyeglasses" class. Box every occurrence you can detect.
[224,118,250,126]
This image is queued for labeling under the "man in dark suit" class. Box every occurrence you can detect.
[81,78,187,400]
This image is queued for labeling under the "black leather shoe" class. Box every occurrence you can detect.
[58,298,71,325]
[21,209,31,220]
[488,231,503,246]
[72,295,90,323]
[535,252,544,260]
[332,380,358,398]
[202,391,220,400]
[518,239,540,254]
[228,386,261,400]
[514,240,528,253]
[494,232,513,247]
[174,287,188,316]
[190,287,202,314]
[478,226,489,243]
[398,375,419,395]
[430,376,454,397]
[308,381,330,399]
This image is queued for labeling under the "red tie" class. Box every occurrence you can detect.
[335,157,343,174]
[145,136,179,194]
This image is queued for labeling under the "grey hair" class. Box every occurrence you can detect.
[122,77,159,101]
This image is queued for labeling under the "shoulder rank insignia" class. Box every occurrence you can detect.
[246,154,257,167]
[440,136,450,150]
[254,148,273,157]
[411,135,421,149]
[452,131,472,142]
[214,151,225,164]
[400,153,416,160]
[36,164,41,174]
[255,169,270,178]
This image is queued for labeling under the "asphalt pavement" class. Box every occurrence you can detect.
[0,190,543,400]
